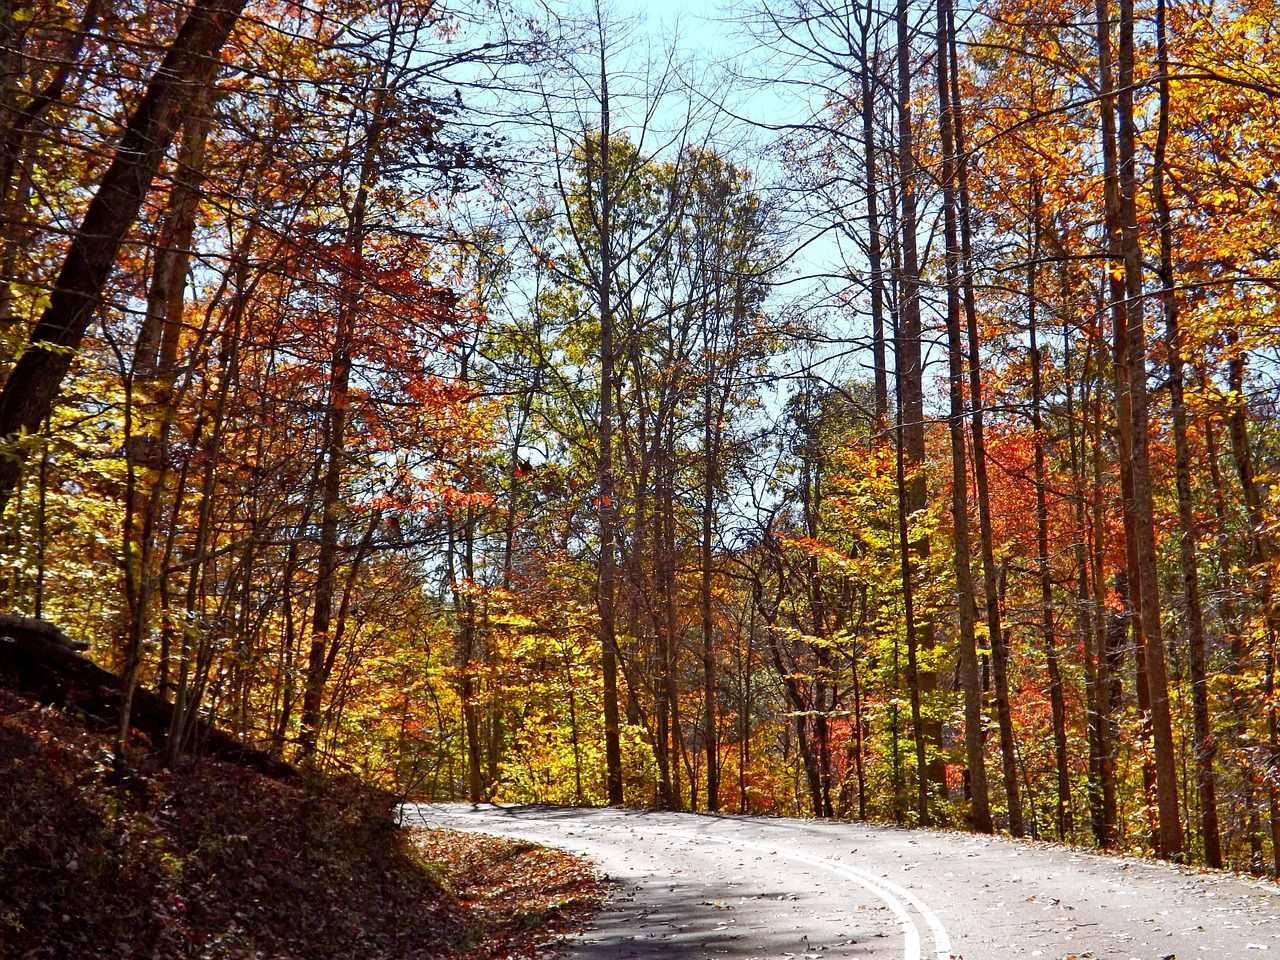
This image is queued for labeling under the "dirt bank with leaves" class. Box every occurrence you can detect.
[0,689,604,959]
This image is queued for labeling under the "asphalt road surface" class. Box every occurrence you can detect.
[401,804,1280,960]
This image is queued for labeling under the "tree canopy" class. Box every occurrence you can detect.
[3,0,1280,875]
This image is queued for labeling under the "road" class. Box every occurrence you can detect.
[401,804,1280,960]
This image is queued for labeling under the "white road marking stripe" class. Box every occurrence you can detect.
[654,829,943,960]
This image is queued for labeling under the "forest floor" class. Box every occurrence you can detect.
[0,687,606,960]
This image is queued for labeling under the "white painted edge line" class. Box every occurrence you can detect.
[656,828,928,960]
[408,806,952,960]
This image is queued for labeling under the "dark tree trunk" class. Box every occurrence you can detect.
[1150,0,1220,868]
[0,0,248,510]
[1027,206,1071,839]
[1066,309,1107,846]
[1096,0,1158,848]
[896,0,943,823]
[936,0,991,833]
[858,13,888,425]
[948,10,1021,837]
[298,46,395,763]
[1225,346,1280,876]
[596,48,624,806]
[1116,0,1182,859]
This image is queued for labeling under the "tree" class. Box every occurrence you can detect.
[934,0,991,833]
[0,0,247,515]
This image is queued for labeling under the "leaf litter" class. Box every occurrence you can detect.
[0,688,604,959]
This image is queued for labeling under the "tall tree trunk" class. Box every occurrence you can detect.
[936,0,991,833]
[1117,0,1182,858]
[1066,304,1108,846]
[1225,346,1280,876]
[298,41,396,763]
[0,0,248,511]
[658,432,681,809]
[448,504,484,803]
[948,9,1021,836]
[136,86,214,706]
[1097,0,1156,845]
[801,406,835,819]
[702,375,721,812]
[1027,203,1071,839]
[896,0,943,822]
[1092,379,1121,846]
[1151,0,1220,867]
[895,373,929,826]
[595,27,625,805]
[1202,402,1256,863]
[858,13,888,425]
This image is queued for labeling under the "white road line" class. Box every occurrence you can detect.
[800,848,952,960]
[414,806,952,960]
[655,828,925,960]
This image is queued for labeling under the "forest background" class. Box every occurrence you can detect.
[2,0,1279,877]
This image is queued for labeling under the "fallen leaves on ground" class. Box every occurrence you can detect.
[0,689,603,959]
[413,828,607,959]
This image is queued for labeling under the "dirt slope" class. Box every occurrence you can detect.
[0,690,603,960]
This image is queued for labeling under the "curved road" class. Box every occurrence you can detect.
[401,804,1280,960]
